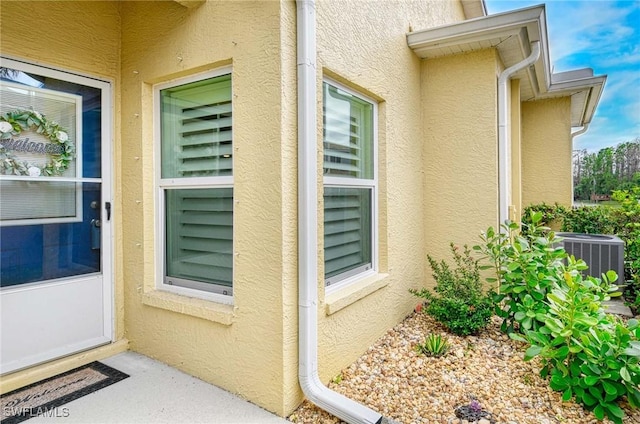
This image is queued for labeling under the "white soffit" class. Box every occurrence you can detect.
[407,4,606,126]
[461,0,487,19]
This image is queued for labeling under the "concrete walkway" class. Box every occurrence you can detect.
[29,352,289,424]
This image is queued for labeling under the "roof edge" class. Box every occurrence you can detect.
[407,5,606,126]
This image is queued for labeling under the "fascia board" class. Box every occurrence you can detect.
[408,5,551,96]
[407,6,545,54]
[549,75,606,125]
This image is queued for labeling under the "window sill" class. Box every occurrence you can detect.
[324,273,389,315]
[142,290,235,325]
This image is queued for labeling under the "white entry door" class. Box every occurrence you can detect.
[0,58,113,374]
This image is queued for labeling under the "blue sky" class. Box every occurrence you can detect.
[485,0,640,152]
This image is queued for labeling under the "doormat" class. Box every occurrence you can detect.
[1,362,128,424]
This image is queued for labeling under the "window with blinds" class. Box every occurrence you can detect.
[157,71,233,298]
[322,80,376,287]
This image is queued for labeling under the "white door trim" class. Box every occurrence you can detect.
[0,56,114,374]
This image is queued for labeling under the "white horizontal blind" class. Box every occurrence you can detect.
[165,188,233,288]
[161,75,232,178]
[324,187,372,281]
[159,71,233,296]
[322,81,375,286]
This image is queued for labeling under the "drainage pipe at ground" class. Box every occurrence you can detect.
[295,1,394,423]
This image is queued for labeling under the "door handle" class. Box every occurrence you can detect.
[90,219,101,250]
[105,202,111,221]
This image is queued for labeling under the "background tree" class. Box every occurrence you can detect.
[573,138,640,200]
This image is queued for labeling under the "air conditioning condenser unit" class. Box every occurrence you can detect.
[556,232,625,284]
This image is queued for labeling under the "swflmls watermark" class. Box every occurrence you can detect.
[3,405,70,418]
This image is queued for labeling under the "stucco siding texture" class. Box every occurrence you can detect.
[421,49,500,275]
[119,1,290,415]
[0,2,121,80]
[521,98,573,207]
[313,0,466,392]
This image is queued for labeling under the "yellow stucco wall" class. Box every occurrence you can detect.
[511,79,523,224]
[118,0,296,416]
[312,0,467,395]
[1,0,508,417]
[0,0,126,392]
[421,49,500,270]
[521,97,573,207]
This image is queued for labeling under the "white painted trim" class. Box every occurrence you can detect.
[0,56,116,367]
[321,78,379,290]
[0,56,114,346]
[153,68,235,302]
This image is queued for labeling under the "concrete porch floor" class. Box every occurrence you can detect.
[28,352,289,424]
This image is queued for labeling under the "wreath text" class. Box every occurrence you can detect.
[0,109,75,177]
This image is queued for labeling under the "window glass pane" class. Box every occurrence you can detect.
[161,75,232,179]
[324,187,372,282]
[165,188,233,289]
[323,83,373,179]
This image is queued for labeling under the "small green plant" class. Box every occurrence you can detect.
[415,333,450,357]
[411,243,494,336]
[331,373,343,384]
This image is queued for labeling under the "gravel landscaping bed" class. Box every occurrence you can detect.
[288,312,640,424]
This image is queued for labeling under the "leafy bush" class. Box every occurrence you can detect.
[612,187,640,310]
[522,203,568,228]
[415,333,450,357]
[478,215,639,423]
[561,205,618,234]
[524,199,640,313]
[411,243,494,336]
[476,213,567,334]
[512,265,639,423]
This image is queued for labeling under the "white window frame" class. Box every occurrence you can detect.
[0,81,84,226]
[154,67,234,304]
[323,78,378,293]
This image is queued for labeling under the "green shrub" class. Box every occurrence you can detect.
[512,264,639,424]
[475,212,567,334]
[415,333,450,357]
[424,297,494,336]
[479,216,639,423]
[411,243,494,336]
[561,205,618,234]
[524,199,640,313]
[522,203,568,228]
[612,187,640,309]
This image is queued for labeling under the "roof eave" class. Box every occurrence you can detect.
[407,4,606,127]
[461,0,487,19]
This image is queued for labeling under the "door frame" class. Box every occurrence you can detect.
[0,56,114,373]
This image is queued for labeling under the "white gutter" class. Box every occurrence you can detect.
[296,1,386,423]
[497,40,541,225]
[571,124,589,139]
[569,124,589,202]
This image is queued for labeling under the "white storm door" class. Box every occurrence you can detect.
[0,58,113,375]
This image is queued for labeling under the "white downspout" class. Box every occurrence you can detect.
[498,41,541,225]
[570,124,589,203]
[571,124,589,139]
[296,1,385,423]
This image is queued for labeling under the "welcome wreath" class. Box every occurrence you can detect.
[0,109,75,176]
